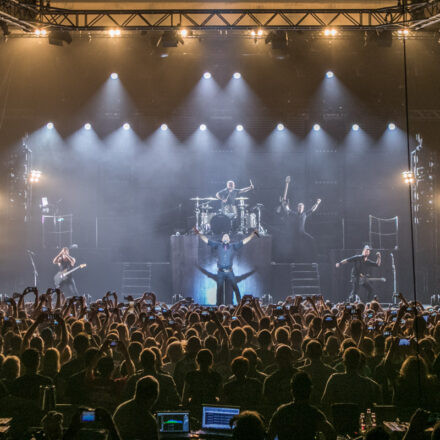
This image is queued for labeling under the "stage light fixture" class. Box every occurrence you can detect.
[29,170,42,184]
[110,73,118,80]
[397,28,410,37]
[161,124,168,131]
[199,124,207,131]
[257,29,264,36]
[277,123,285,131]
[326,71,334,78]
[402,170,415,184]
[84,123,92,130]
[352,124,360,131]
[46,122,54,130]
[123,123,130,130]
[233,72,241,79]
[35,28,47,37]
[179,29,188,37]
[324,28,338,37]
[109,28,121,37]
[388,122,396,130]
[236,124,244,132]
[313,124,321,131]
[48,29,72,46]
[160,30,184,47]
[203,72,212,79]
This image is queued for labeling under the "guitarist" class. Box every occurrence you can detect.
[281,196,321,262]
[335,245,381,302]
[53,247,80,296]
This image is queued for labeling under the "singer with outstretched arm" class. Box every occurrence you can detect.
[194,228,258,305]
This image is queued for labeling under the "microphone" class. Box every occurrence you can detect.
[26,250,35,255]
[254,230,260,238]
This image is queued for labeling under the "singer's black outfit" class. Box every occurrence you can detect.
[345,255,379,302]
[56,258,79,296]
[285,209,317,262]
[208,239,243,305]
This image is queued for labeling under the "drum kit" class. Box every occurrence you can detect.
[191,196,265,236]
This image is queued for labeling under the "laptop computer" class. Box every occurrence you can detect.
[157,411,191,438]
[197,404,240,437]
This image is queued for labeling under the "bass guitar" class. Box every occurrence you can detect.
[276,176,291,214]
[54,264,87,287]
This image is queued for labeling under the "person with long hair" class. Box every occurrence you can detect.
[393,355,439,419]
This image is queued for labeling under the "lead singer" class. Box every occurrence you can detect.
[194,227,259,305]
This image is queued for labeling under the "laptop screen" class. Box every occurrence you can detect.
[202,406,240,431]
[157,411,190,433]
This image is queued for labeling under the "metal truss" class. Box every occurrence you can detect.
[1,0,440,32]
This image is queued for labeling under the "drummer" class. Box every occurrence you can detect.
[216,180,254,217]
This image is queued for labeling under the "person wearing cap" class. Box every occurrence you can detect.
[335,245,381,302]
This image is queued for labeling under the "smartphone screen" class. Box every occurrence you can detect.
[80,410,96,422]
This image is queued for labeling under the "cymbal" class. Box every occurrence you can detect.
[236,197,249,200]
[190,197,216,201]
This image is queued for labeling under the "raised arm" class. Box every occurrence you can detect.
[311,198,322,212]
[239,180,254,194]
[375,251,381,267]
[193,227,209,244]
[242,230,258,245]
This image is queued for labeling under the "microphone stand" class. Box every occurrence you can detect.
[390,253,397,305]
[27,250,38,287]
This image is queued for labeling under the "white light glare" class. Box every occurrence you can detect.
[326,71,334,78]
[398,29,410,36]
[324,28,338,37]
[46,122,54,130]
[251,29,264,37]
[313,124,321,131]
[199,124,207,131]
[402,170,415,184]
[233,72,241,79]
[236,124,244,132]
[123,123,130,130]
[160,124,168,131]
[388,122,396,131]
[352,124,360,131]
[109,28,121,37]
[35,29,47,36]
[84,123,92,130]
[203,72,212,79]
[277,123,285,131]
[180,29,188,37]
[110,72,119,80]
[29,170,42,183]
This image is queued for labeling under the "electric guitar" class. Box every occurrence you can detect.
[360,274,386,283]
[54,264,87,287]
[276,176,291,214]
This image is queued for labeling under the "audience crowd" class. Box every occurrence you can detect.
[1,288,440,439]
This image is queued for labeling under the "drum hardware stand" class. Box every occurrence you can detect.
[254,203,266,235]
[27,250,38,287]
[390,252,398,305]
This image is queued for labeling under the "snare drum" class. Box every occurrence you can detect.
[222,204,237,219]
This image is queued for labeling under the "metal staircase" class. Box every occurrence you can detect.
[290,263,321,296]
[121,262,152,296]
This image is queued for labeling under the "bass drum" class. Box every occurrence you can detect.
[210,214,232,235]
